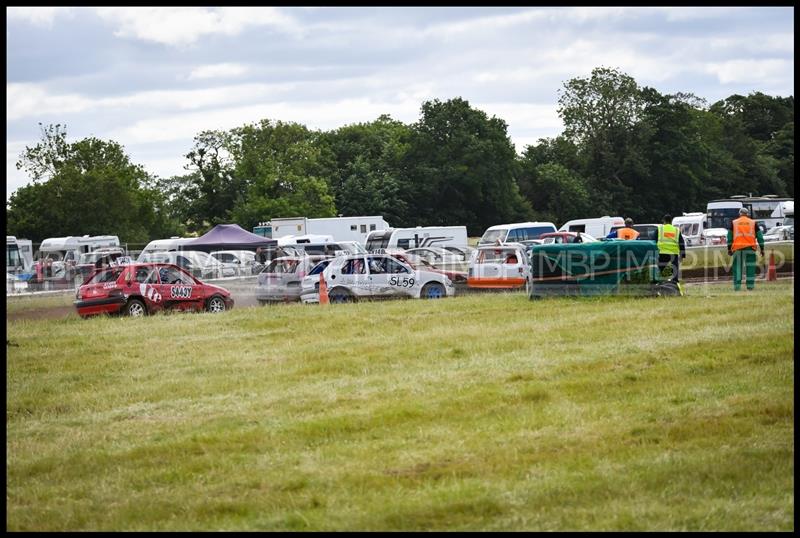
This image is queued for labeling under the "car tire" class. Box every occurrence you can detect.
[421,282,446,299]
[207,295,227,313]
[124,298,147,317]
[328,288,353,304]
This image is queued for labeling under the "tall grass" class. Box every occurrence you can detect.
[6,282,794,530]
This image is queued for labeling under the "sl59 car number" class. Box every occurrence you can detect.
[388,276,415,288]
[170,286,193,299]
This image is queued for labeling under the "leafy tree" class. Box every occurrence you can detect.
[557,67,647,216]
[319,115,411,226]
[227,119,337,230]
[7,124,179,244]
[402,98,532,235]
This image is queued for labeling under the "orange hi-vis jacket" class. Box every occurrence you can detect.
[617,227,640,240]
[731,216,757,252]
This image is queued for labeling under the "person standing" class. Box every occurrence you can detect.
[656,214,685,283]
[617,218,640,240]
[727,207,765,291]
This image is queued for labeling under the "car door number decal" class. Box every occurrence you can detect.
[388,276,415,288]
[170,286,193,299]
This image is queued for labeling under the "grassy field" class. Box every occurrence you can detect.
[6,281,794,531]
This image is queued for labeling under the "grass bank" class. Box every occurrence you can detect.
[6,282,794,530]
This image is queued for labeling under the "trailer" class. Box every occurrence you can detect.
[255,216,390,244]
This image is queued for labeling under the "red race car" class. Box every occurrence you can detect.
[74,263,234,318]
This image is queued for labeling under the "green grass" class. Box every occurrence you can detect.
[6,282,794,531]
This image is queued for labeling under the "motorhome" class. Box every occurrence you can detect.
[365,226,469,251]
[479,222,558,246]
[6,236,34,274]
[136,237,195,262]
[254,216,390,244]
[671,213,707,247]
[36,235,120,266]
[706,196,793,233]
[558,216,624,239]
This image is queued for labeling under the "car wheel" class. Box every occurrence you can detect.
[328,288,353,304]
[207,295,227,313]
[421,282,446,299]
[125,298,147,317]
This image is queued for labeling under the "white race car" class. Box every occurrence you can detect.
[320,254,454,302]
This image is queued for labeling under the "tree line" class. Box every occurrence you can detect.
[7,67,794,243]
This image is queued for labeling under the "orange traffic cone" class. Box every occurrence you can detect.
[767,251,777,281]
[319,273,329,304]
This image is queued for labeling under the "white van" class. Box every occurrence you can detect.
[558,216,624,239]
[365,226,468,251]
[136,237,195,262]
[478,222,557,246]
[671,213,707,247]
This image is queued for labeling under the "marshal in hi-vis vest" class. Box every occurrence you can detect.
[731,216,757,252]
[617,227,640,240]
[657,224,680,255]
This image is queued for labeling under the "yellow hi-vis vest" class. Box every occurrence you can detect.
[657,224,680,255]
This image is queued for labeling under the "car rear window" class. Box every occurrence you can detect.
[478,249,520,263]
[265,259,300,274]
[87,268,123,284]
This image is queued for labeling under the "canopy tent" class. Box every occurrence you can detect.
[182,224,277,253]
[527,240,666,297]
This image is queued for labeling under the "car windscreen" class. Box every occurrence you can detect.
[309,260,331,275]
[264,259,300,274]
[479,229,506,244]
[87,267,124,284]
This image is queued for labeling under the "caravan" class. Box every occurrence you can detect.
[256,216,390,244]
[36,235,120,271]
[365,226,468,251]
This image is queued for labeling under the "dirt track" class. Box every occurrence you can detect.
[6,273,793,323]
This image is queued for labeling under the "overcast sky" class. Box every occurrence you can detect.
[6,6,795,201]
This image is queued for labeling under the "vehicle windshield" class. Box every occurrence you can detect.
[37,250,65,262]
[265,259,300,274]
[365,233,391,251]
[707,208,741,230]
[678,223,699,236]
[7,246,22,268]
[87,267,124,284]
[309,260,331,275]
[479,229,507,245]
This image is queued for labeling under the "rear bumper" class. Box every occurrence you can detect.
[255,284,302,302]
[467,277,526,289]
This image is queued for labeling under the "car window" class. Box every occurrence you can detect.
[341,258,366,275]
[88,268,124,284]
[265,259,300,274]
[367,256,388,274]
[309,260,330,275]
[134,266,158,284]
[385,257,411,273]
[159,266,194,285]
